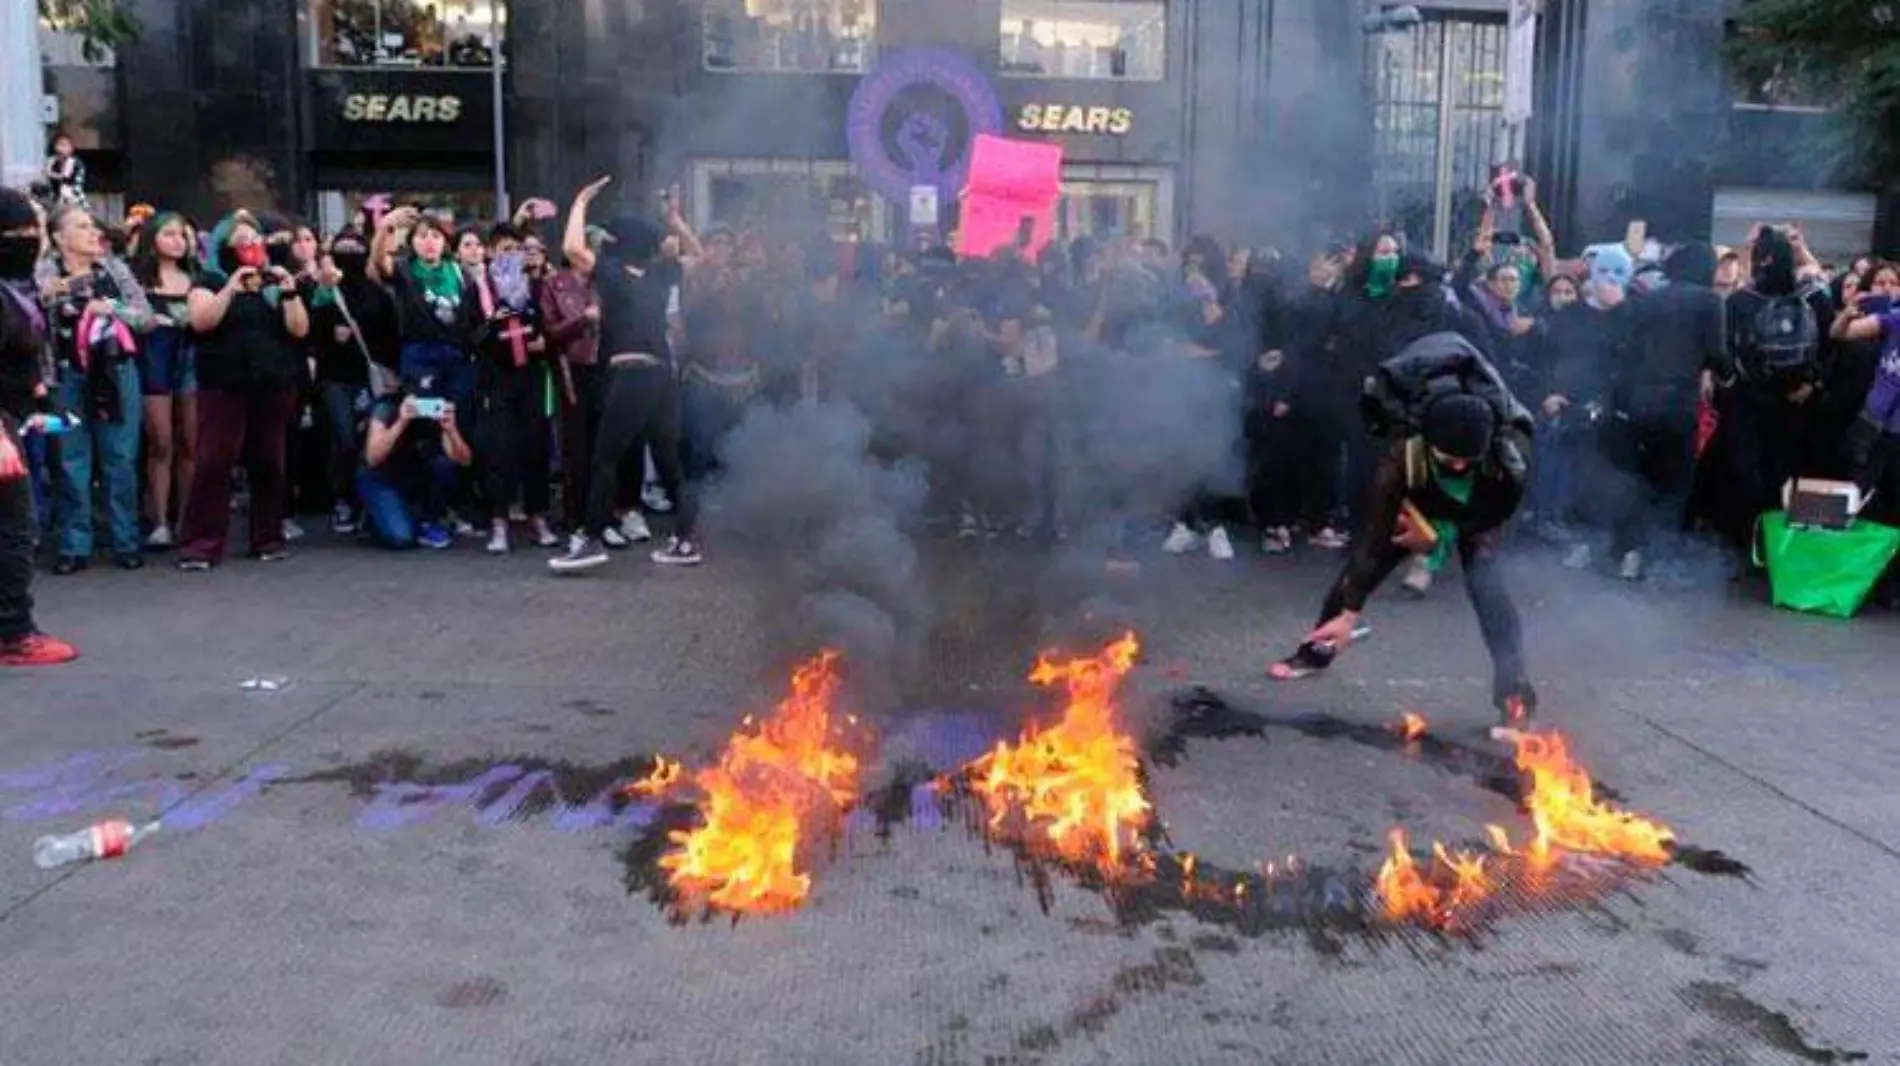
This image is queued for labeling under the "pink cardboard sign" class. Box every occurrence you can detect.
[956,135,1063,260]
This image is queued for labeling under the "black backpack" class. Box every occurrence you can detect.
[1747,293,1819,377]
[1361,331,1536,485]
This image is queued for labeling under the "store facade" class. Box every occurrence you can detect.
[32,0,1894,258]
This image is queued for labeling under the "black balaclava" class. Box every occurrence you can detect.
[1751,228,1798,297]
[1423,392,1498,462]
[605,216,661,265]
[0,188,41,282]
[1664,241,1717,287]
[330,226,370,278]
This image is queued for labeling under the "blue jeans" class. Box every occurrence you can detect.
[1528,417,1579,523]
[357,459,457,549]
[321,383,369,506]
[56,362,143,557]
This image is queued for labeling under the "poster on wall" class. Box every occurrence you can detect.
[956,134,1063,260]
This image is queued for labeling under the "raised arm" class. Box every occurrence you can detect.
[663,185,707,266]
[369,206,419,284]
[1523,179,1558,281]
[563,176,613,280]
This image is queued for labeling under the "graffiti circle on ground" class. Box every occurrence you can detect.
[846,47,1003,201]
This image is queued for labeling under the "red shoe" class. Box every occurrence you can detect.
[0,633,80,667]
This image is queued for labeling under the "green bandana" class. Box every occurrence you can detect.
[409,257,462,308]
[1366,255,1400,299]
[1430,462,1476,505]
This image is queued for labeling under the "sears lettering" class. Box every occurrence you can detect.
[1015,104,1133,136]
[342,94,464,123]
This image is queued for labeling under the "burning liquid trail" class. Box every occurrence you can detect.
[657,651,862,915]
[966,632,1150,876]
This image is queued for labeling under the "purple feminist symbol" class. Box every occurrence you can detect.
[897,111,949,188]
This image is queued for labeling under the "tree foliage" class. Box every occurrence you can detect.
[1727,0,1900,179]
[38,0,141,64]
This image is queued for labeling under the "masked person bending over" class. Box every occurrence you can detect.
[357,378,473,550]
[1270,331,1539,726]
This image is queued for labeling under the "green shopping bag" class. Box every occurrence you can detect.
[1753,511,1900,619]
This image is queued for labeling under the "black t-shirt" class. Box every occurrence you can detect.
[0,280,44,419]
[595,258,674,364]
[193,282,299,392]
[388,259,479,349]
[367,394,446,490]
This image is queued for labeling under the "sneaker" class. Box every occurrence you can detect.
[1207,527,1236,561]
[651,537,703,566]
[486,523,511,555]
[1492,688,1539,735]
[1162,522,1203,555]
[1261,527,1293,555]
[957,513,982,540]
[418,523,453,551]
[1562,544,1592,570]
[1401,556,1434,597]
[145,524,174,550]
[531,518,559,548]
[451,516,480,539]
[0,632,80,667]
[507,504,529,523]
[282,518,305,542]
[176,557,212,572]
[330,503,358,535]
[601,525,631,550]
[642,483,674,514]
[1311,526,1351,550]
[114,553,144,571]
[550,534,610,574]
[256,546,291,563]
[1617,550,1644,581]
[619,511,653,544]
[51,555,87,576]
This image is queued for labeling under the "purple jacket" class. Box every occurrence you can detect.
[1865,313,1900,436]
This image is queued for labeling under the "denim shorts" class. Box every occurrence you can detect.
[140,327,198,397]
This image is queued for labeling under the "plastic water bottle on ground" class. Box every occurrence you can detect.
[33,819,160,870]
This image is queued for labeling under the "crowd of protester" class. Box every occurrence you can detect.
[3,159,1899,663]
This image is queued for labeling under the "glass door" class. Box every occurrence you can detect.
[1053,164,1174,248]
[1368,13,1508,259]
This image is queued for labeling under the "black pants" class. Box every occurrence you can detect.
[480,362,554,520]
[1310,530,1528,706]
[1,418,39,642]
[1604,413,1697,558]
[559,361,606,531]
[1712,387,1809,557]
[1247,415,1302,529]
[584,362,692,540]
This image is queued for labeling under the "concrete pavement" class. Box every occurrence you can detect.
[0,532,1893,1065]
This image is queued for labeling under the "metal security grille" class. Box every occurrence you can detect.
[1368,13,1508,259]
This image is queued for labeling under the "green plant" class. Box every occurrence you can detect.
[1726,0,1900,179]
[38,0,141,64]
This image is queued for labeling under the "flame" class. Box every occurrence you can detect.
[1508,730,1674,870]
[1376,829,1443,925]
[1396,711,1428,742]
[966,632,1150,876]
[625,756,683,797]
[658,651,861,914]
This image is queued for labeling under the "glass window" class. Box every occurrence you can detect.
[1000,0,1165,81]
[689,159,887,245]
[310,0,503,69]
[39,10,115,67]
[702,0,875,73]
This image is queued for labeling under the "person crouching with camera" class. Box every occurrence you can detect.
[357,377,473,550]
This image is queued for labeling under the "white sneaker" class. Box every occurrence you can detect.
[507,504,528,523]
[1618,550,1644,581]
[1260,527,1293,555]
[651,536,703,566]
[282,518,305,542]
[1563,544,1592,570]
[1311,526,1351,550]
[452,516,480,539]
[1402,556,1434,596]
[601,526,630,550]
[642,483,673,514]
[619,511,653,544]
[1162,522,1203,555]
[145,524,173,550]
[530,518,559,548]
[549,534,610,574]
[486,524,510,554]
[1207,527,1236,561]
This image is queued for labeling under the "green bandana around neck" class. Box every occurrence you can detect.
[410,257,463,307]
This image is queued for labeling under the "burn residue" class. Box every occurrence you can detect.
[618,802,701,922]
[1680,981,1869,1063]
[1159,688,1749,880]
[135,728,202,750]
[274,749,663,818]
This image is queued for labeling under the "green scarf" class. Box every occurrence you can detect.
[1366,255,1400,299]
[409,257,463,307]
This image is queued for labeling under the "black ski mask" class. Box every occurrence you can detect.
[0,188,40,282]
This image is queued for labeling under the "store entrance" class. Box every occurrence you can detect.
[1053,164,1174,249]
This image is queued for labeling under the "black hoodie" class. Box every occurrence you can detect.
[1615,241,1729,421]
